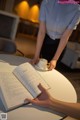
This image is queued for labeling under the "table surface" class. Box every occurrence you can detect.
[0,54,77,120]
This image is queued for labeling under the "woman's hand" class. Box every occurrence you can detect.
[24,84,52,108]
[48,60,57,70]
[30,57,40,65]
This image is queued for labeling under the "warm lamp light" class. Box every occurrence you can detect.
[14,1,40,23]
[15,1,30,19]
[28,5,39,23]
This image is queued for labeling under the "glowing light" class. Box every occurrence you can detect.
[15,1,30,19]
[14,1,40,23]
[28,5,39,23]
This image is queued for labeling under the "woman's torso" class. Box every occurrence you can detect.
[39,0,80,39]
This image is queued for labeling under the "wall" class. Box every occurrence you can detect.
[14,0,40,23]
[0,0,6,10]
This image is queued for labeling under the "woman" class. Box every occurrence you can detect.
[31,0,80,70]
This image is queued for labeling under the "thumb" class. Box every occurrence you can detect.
[24,98,37,104]
[38,84,46,92]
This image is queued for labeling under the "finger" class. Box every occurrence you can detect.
[24,98,35,103]
[29,59,33,63]
[38,84,46,92]
[24,98,39,105]
[31,60,37,65]
[48,66,53,70]
[47,63,50,68]
[48,64,55,70]
[30,61,35,65]
[24,98,46,106]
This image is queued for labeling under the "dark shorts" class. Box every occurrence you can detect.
[40,34,66,63]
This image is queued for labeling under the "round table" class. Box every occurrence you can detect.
[0,54,77,120]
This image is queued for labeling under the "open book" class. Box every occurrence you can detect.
[0,62,49,111]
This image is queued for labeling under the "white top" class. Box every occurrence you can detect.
[39,0,80,39]
[0,54,77,120]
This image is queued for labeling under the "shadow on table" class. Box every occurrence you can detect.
[0,54,30,66]
[0,99,67,120]
[23,104,67,119]
[0,98,6,113]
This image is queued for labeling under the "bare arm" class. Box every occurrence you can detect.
[31,21,46,64]
[49,29,73,69]
[25,84,80,119]
[50,97,80,119]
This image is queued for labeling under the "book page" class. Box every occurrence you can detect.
[0,72,33,111]
[13,62,49,98]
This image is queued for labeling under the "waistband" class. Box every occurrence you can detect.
[44,34,60,44]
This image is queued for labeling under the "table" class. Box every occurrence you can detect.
[0,54,77,120]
